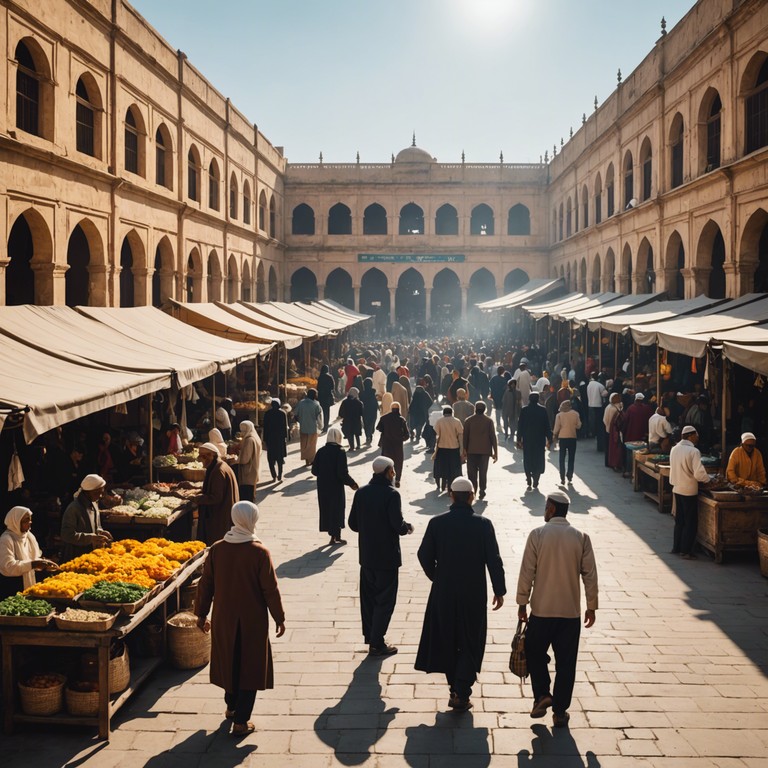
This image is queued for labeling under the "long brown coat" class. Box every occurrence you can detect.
[197,458,239,545]
[196,541,285,691]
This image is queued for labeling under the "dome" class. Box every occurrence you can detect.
[394,144,436,164]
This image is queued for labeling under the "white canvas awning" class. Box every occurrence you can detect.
[236,301,334,336]
[298,301,371,329]
[523,292,593,320]
[314,299,371,323]
[570,292,665,327]
[592,295,725,334]
[548,293,624,322]
[477,278,565,311]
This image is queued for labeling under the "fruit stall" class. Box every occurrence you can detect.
[0,538,207,739]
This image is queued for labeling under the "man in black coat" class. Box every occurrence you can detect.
[262,398,289,482]
[516,391,553,489]
[415,477,506,711]
[348,456,414,656]
[316,364,336,434]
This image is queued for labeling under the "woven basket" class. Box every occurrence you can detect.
[110,644,130,694]
[167,612,211,669]
[65,687,99,717]
[758,529,768,578]
[18,674,66,716]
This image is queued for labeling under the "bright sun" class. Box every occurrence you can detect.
[453,0,531,40]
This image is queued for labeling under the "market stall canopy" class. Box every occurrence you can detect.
[592,295,725,334]
[168,301,304,349]
[77,306,272,379]
[631,294,768,353]
[570,292,666,327]
[314,299,371,323]
[295,300,371,329]
[238,301,339,335]
[524,292,597,320]
[548,292,624,322]
[0,332,169,442]
[477,278,565,311]
[722,338,768,376]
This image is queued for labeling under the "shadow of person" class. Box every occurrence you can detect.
[275,546,345,579]
[313,656,398,766]
[516,723,601,768]
[403,712,490,768]
[141,727,257,767]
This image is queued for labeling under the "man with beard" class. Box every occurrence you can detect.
[415,477,505,711]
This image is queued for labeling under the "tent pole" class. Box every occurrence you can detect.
[598,326,603,373]
[720,353,727,461]
[148,394,154,484]
[614,332,619,379]
[255,356,260,426]
[656,345,661,403]
[631,339,636,386]
[212,375,216,428]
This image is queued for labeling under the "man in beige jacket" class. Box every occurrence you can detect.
[553,400,582,485]
[516,490,598,728]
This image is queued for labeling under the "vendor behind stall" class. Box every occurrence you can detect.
[60,474,113,563]
[726,432,767,487]
[196,443,240,545]
[0,507,59,598]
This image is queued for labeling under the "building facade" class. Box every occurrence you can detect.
[1,0,767,330]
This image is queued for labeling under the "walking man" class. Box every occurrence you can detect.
[295,388,324,467]
[348,456,414,656]
[670,425,710,559]
[586,372,607,445]
[415,477,506,711]
[462,401,498,499]
[516,490,598,728]
[553,399,581,485]
[489,366,507,430]
[516,392,552,489]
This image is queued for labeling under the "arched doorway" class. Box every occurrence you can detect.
[227,254,239,303]
[604,248,616,292]
[152,237,174,307]
[431,268,461,329]
[504,268,529,293]
[363,203,387,235]
[470,204,494,236]
[579,257,587,293]
[207,251,222,302]
[6,214,35,305]
[399,204,424,235]
[325,267,354,309]
[360,268,389,330]
[467,268,496,317]
[66,224,91,306]
[591,255,601,294]
[435,204,458,235]
[241,259,251,302]
[636,238,655,294]
[268,266,278,301]
[120,236,135,307]
[186,249,203,303]
[739,209,768,292]
[697,222,726,298]
[664,232,685,299]
[119,229,145,307]
[328,203,351,235]
[395,268,425,327]
[256,261,266,302]
[290,267,318,301]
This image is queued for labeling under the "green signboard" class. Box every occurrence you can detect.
[358,254,465,263]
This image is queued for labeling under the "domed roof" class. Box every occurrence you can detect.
[395,136,435,164]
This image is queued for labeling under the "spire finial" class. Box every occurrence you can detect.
[594,95,599,111]
[661,16,667,36]
[617,68,622,84]
[569,127,573,139]
[319,151,323,164]
[582,113,587,124]
[499,150,504,164]
[356,150,360,164]
[391,152,395,164]
[461,149,465,164]
[412,131,416,147]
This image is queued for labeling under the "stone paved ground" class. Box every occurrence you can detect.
[4,410,768,767]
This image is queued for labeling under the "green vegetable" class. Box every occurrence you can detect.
[0,594,53,617]
[81,581,148,603]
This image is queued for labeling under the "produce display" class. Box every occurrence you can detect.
[24,674,65,689]
[0,595,53,616]
[23,572,98,599]
[152,454,178,468]
[58,607,113,622]
[102,487,188,522]
[80,581,148,603]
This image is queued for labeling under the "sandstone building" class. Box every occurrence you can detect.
[1,0,767,330]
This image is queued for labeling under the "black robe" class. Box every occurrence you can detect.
[262,406,289,461]
[339,396,364,437]
[516,402,552,476]
[415,503,506,674]
[311,444,356,534]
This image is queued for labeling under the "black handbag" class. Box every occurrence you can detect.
[509,619,528,680]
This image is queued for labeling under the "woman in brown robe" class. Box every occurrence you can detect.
[196,501,286,736]
[196,443,240,545]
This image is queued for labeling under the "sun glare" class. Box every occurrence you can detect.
[454,0,530,38]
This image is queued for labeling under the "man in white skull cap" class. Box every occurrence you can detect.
[516,489,598,728]
[415,476,506,712]
[348,456,414,656]
[60,474,113,562]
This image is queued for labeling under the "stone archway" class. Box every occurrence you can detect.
[152,236,175,307]
[663,231,685,299]
[207,250,222,302]
[325,267,354,309]
[739,209,768,294]
[290,267,318,301]
[695,220,726,298]
[256,260,266,302]
[431,268,461,329]
[360,267,389,330]
[268,265,278,301]
[395,267,425,327]
[504,268,529,293]
[467,268,496,317]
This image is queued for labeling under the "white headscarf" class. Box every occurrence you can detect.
[1,507,41,587]
[223,501,262,544]
[240,420,255,438]
[208,428,228,457]
[3,506,32,542]
[326,427,344,445]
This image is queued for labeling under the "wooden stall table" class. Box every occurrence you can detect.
[697,493,768,564]
[101,502,196,543]
[633,453,673,514]
[0,550,206,740]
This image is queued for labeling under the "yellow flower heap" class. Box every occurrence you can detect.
[26,538,206,598]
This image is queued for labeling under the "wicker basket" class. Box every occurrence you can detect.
[54,612,117,633]
[180,467,206,482]
[18,674,66,716]
[110,644,130,694]
[167,612,211,669]
[758,529,768,578]
[65,686,99,717]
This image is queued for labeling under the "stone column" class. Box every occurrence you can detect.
[31,262,68,305]
[724,261,754,298]
[389,286,397,326]
[316,283,325,300]
[461,284,468,323]
[424,287,431,324]
[353,285,360,313]
[654,268,679,297]
[89,264,109,307]
[132,267,150,306]
[682,267,709,298]
[0,259,8,305]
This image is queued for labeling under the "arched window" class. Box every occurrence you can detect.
[706,93,722,171]
[640,138,652,201]
[581,186,589,229]
[75,76,98,157]
[399,203,424,235]
[229,174,238,219]
[15,40,51,139]
[670,114,684,189]
[269,195,276,238]
[363,203,387,235]
[155,124,172,189]
[187,146,200,201]
[292,203,315,235]
[328,203,351,235]
[66,225,91,306]
[470,204,494,236]
[435,204,458,235]
[558,203,564,241]
[565,198,573,238]
[259,191,267,230]
[606,163,615,217]
[594,173,603,225]
[507,204,530,235]
[745,55,768,154]
[623,152,634,209]
[208,159,220,211]
[243,181,252,225]
[119,236,135,308]
[124,108,141,175]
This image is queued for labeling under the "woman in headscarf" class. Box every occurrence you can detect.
[360,378,380,446]
[604,392,626,471]
[0,507,59,598]
[409,383,433,443]
[391,376,410,422]
[422,374,436,402]
[380,391,394,416]
[316,364,336,432]
[262,399,289,482]
[311,428,359,545]
[339,387,364,451]
[60,474,113,563]
[237,420,262,502]
[208,428,229,458]
[196,501,286,737]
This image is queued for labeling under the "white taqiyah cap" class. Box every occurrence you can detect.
[546,489,571,505]
[199,442,220,455]
[681,425,697,436]
[80,474,106,491]
[372,456,395,474]
[635,392,645,400]
[450,477,474,493]
[741,432,757,443]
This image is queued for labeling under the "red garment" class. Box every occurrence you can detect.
[396,365,410,378]
[344,364,360,391]
[622,402,654,442]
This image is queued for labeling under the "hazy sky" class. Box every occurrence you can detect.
[129,0,696,164]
